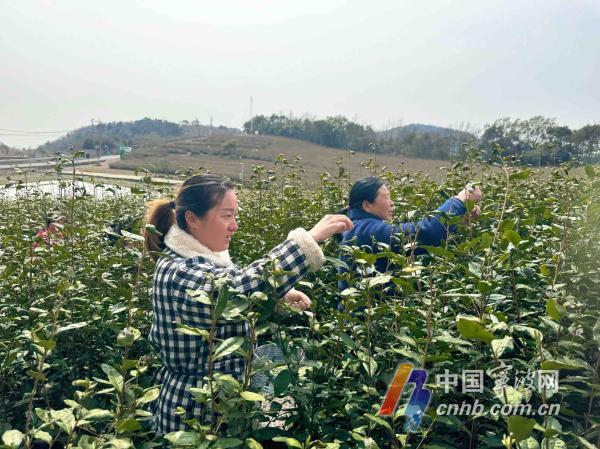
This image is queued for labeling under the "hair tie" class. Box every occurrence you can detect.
[169,200,176,210]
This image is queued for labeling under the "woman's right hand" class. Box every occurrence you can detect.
[309,214,353,242]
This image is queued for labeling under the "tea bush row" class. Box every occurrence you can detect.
[0,156,598,449]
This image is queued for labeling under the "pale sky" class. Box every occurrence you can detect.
[1,0,599,148]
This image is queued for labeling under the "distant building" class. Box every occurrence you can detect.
[119,145,132,159]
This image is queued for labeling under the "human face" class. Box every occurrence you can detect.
[186,189,239,252]
[362,185,394,221]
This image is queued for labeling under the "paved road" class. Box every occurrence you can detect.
[75,170,181,185]
[0,154,180,185]
[0,155,121,170]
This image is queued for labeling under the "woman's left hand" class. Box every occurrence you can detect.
[463,204,481,224]
[469,204,481,219]
[283,288,312,311]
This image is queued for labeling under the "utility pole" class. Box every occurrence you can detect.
[250,96,253,135]
[97,119,102,162]
[210,116,213,136]
[91,118,95,159]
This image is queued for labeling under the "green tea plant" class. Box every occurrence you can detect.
[0,152,598,449]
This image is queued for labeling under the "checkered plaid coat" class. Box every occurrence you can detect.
[148,224,324,433]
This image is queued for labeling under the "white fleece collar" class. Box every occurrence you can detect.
[164,224,233,267]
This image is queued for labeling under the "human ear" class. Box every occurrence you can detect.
[184,210,197,228]
[362,199,373,213]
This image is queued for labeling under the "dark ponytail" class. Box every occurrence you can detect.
[335,206,351,216]
[144,199,176,256]
[144,174,234,259]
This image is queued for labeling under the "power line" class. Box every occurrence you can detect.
[0,132,71,136]
[0,135,63,138]
[0,127,73,134]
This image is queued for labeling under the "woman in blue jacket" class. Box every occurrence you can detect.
[337,176,482,292]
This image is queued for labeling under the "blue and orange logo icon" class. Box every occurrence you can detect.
[378,363,431,431]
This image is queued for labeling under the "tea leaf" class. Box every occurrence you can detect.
[214,336,245,361]
[457,315,494,344]
[491,336,514,358]
[272,437,303,449]
[540,358,588,370]
[240,391,265,402]
[364,413,393,432]
[164,432,200,446]
[245,438,264,449]
[176,324,209,340]
[546,298,566,321]
[101,364,124,394]
[508,416,536,442]
[2,430,24,448]
[273,369,293,396]
[215,438,243,448]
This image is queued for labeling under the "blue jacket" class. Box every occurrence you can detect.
[337,197,466,291]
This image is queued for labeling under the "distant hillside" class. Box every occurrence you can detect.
[244,114,477,160]
[378,123,472,138]
[35,118,240,155]
[377,123,477,159]
[243,114,377,154]
[108,133,449,183]
[31,115,476,163]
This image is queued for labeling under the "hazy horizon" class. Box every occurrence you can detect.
[2,0,599,149]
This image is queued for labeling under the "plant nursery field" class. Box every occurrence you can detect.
[0,153,598,449]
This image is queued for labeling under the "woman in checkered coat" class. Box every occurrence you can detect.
[144,174,352,433]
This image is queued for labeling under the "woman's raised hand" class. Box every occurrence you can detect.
[309,214,353,242]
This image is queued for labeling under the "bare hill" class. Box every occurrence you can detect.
[109,134,449,182]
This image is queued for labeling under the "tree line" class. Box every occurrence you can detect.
[30,114,600,166]
[478,116,600,165]
[38,118,184,154]
[36,118,239,155]
[244,114,379,154]
[243,114,475,160]
[244,114,600,165]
